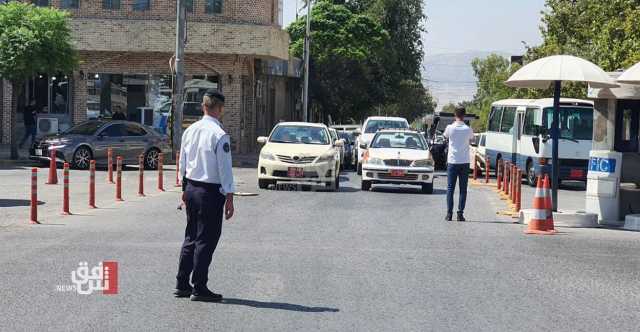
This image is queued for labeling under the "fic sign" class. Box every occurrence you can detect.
[589,157,616,173]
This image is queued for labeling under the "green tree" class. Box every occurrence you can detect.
[0,2,77,159]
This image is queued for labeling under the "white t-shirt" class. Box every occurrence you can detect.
[443,121,474,165]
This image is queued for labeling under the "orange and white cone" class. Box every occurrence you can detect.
[543,174,556,233]
[525,176,554,235]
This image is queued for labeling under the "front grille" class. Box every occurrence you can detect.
[276,155,317,164]
[272,171,319,178]
[384,159,412,167]
[378,173,419,181]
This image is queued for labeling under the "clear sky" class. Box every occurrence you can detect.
[282,0,546,56]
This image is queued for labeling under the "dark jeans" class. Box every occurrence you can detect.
[446,163,469,215]
[19,124,36,148]
[176,180,226,291]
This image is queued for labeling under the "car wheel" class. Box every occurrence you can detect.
[526,160,536,187]
[145,148,160,170]
[421,183,433,194]
[357,162,362,175]
[72,146,92,170]
[258,179,272,189]
[361,180,371,191]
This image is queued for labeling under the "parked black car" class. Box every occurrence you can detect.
[338,131,356,169]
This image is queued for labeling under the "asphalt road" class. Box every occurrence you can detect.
[1,167,639,331]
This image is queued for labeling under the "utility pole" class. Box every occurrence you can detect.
[302,0,312,122]
[173,0,187,153]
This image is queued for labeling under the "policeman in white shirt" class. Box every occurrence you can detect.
[174,89,235,302]
[443,106,474,222]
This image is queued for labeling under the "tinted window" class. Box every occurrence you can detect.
[101,124,126,137]
[205,0,222,13]
[185,0,193,12]
[270,126,330,145]
[132,0,150,11]
[125,124,147,136]
[479,135,486,147]
[103,0,120,9]
[500,107,516,133]
[524,107,538,135]
[488,106,502,132]
[65,122,104,135]
[364,120,408,133]
[542,107,593,140]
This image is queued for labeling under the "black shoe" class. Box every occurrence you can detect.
[445,213,452,221]
[190,289,223,302]
[457,213,466,222]
[174,287,192,298]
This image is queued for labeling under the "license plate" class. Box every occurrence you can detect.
[390,169,406,177]
[35,149,42,156]
[570,169,584,178]
[287,167,304,178]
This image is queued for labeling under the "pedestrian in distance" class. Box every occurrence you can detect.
[19,100,37,149]
[111,108,126,120]
[174,89,235,302]
[444,106,474,222]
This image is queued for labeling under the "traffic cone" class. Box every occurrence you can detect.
[525,176,554,235]
[543,175,556,233]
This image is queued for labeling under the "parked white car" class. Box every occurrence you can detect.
[356,116,410,175]
[328,127,346,168]
[361,129,434,193]
[471,133,488,173]
[257,122,343,190]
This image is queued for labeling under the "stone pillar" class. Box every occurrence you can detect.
[1,80,14,145]
[592,99,616,151]
[72,71,87,124]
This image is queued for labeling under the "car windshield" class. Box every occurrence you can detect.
[270,125,330,145]
[542,107,593,140]
[371,132,427,150]
[364,120,408,133]
[64,121,104,135]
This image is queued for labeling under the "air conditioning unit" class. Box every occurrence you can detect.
[37,117,59,136]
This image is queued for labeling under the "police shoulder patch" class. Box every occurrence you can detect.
[223,142,230,153]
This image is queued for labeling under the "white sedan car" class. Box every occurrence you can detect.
[257,122,343,190]
[361,129,435,193]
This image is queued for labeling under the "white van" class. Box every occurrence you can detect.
[355,116,410,175]
[485,98,593,186]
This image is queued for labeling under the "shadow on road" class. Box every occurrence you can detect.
[371,186,446,195]
[0,199,45,207]
[220,298,340,312]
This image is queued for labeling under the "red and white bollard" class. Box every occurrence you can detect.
[116,156,123,201]
[46,148,58,185]
[89,160,97,208]
[485,156,490,184]
[175,151,181,187]
[504,162,510,196]
[511,165,517,204]
[30,168,39,224]
[138,154,145,197]
[497,160,502,191]
[107,147,114,184]
[515,168,522,212]
[158,153,164,192]
[62,162,71,215]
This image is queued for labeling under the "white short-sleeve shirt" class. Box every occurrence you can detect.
[443,121,474,165]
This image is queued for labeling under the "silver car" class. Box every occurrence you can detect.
[30,120,172,170]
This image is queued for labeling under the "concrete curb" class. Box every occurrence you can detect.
[623,214,640,231]
[519,209,600,228]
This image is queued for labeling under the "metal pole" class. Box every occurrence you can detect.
[173,0,187,152]
[302,0,312,122]
[551,80,561,212]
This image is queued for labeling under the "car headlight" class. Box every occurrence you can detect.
[315,152,335,163]
[411,159,434,167]
[260,151,276,161]
[366,157,384,166]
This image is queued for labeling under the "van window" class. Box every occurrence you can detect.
[479,134,486,147]
[488,106,502,132]
[524,107,538,135]
[500,107,516,133]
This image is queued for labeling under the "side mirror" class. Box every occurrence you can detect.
[359,143,367,150]
[257,136,268,144]
[532,136,540,154]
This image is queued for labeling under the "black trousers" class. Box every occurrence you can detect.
[176,180,226,291]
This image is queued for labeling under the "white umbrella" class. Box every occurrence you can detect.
[505,55,617,211]
[616,61,640,84]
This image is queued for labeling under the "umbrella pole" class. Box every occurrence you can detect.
[552,80,561,212]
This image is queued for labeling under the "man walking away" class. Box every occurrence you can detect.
[174,90,235,302]
[19,101,37,149]
[444,106,474,221]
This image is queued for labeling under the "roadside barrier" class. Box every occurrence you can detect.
[510,164,516,202]
[515,168,522,212]
[62,163,71,215]
[116,156,123,201]
[158,153,164,192]
[89,160,97,208]
[525,175,554,234]
[543,175,556,232]
[485,156,490,183]
[30,168,39,224]
[496,159,502,191]
[138,154,145,197]
[175,151,181,187]
[107,148,114,184]
[504,162,510,197]
[46,148,58,185]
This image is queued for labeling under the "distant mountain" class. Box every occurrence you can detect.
[422,51,510,111]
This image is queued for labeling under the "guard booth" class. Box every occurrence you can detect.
[587,73,640,226]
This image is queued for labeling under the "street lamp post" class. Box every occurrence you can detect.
[302,0,312,122]
[173,0,187,153]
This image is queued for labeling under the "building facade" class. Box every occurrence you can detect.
[1,0,297,153]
